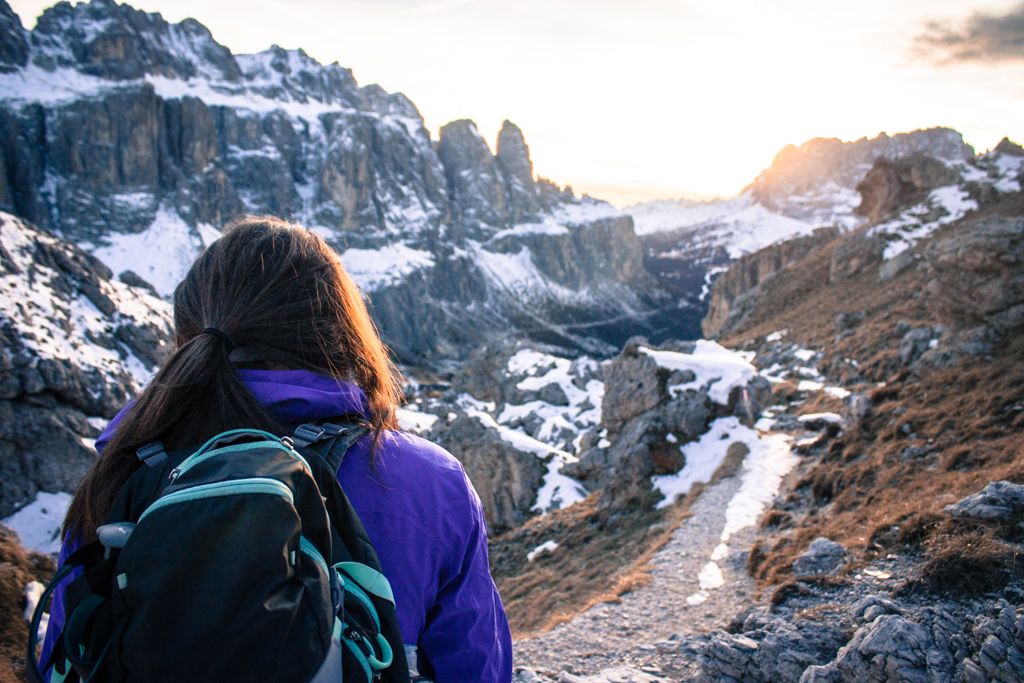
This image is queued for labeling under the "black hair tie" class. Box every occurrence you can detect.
[202,327,235,352]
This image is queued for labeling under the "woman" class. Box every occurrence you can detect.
[42,216,513,682]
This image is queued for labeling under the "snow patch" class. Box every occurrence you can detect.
[340,243,435,291]
[640,341,756,405]
[2,491,72,555]
[91,204,211,297]
[871,185,978,260]
[396,407,439,433]
[490,200,620,241]
[527,540,559,562]
[798,412,843,425]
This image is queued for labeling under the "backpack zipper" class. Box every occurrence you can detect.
[138,478,294,522]
[170,439,313,482]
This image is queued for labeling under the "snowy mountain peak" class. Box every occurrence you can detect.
[0,0,689,359]
[0,0,28,71]
[750,127,974,224]
[28,0,241,82]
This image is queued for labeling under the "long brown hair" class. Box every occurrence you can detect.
[64,216,403,538]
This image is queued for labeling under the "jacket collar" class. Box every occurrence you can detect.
[236,369,372,426]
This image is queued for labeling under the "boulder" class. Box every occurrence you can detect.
[925,215,1024,338]
[944,481,1024,526]
[828,231,883,282]
[897,326,942,367]
[426,411,547,532]
[792,538,848,577]
[600,349,664,432]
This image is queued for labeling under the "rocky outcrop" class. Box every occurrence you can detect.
[426,411,547,532]
[689,589,1024,683]
[0,0,692,360]
[0,212,172,516]
[751,129,973,222]
[853,155,960,224]
[924,215,1024,338]
[437,119,509,232]
[945,481,1024,527]
[792,538,848,577]
[418,341,603,529]
[994,138,1024,157]
[697,618,847,682]
[703,228,838,338]
[801,602,1024,683]
[0,0,26,71]
[496,121,542,222]
[565,340,771,498]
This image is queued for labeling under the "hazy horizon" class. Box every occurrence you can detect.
[10,0,1024,206]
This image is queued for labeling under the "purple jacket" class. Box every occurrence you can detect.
[42,369,513,682]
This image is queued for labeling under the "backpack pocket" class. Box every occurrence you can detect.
[113,473,334,683]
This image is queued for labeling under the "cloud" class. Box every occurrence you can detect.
[914,2,1024,64]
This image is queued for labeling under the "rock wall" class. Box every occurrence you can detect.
[0,0,687,361]
[0,212,172,515]
[750,128,973,221]
[702,228,839,339]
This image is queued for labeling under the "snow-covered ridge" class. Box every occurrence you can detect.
[869,150,1022,260]
[5,0,418,123]
[639,340,757,404]
[489,200,622,241]
[631,192,820,259]
[0,61,424,138]
[0,212,171,389]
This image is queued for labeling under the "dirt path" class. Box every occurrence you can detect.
[514,472,764,681]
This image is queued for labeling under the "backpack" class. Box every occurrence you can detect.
[27,419,411,683]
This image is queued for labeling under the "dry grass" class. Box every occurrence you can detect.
[718,194,1024,593]
[902,529,1024,597]
[0,528,55,683]
[490,490,672,636]
[494,453,746,636]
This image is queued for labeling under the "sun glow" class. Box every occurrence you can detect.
[10,0,1024,206]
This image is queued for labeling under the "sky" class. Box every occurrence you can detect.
[10,0,1024,206]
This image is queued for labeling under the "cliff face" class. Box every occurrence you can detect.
[703,142,1024,341]
[701,228,840,338]
[750,128,974,224]
[0,211,172,516]
[0,0,682,361]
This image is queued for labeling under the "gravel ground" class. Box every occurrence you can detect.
[514,472,763,681]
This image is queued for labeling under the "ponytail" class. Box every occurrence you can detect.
[64,328,280,539]
[64,217,403,540]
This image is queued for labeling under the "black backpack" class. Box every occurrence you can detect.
[28,420,410,683]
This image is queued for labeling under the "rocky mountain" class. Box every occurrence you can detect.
[705,141,1023,339]
[0,0,685,363]
[2,1,1023,680]
[632,128,982,319]
[0,210,171,517]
